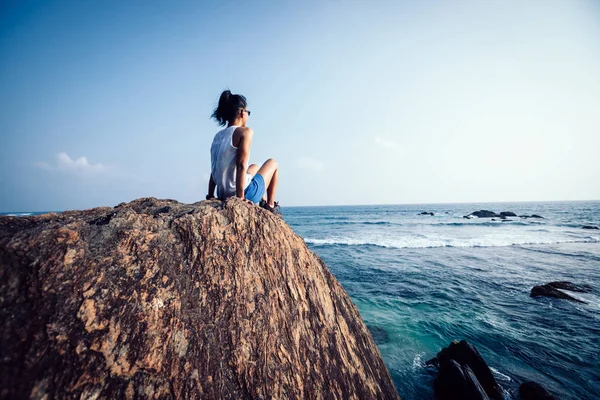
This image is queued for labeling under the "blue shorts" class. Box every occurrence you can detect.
[244,174,265,204]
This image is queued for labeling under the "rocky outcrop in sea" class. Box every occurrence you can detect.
[0,197,399,399]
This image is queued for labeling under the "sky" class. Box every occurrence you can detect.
[1,0,599,211]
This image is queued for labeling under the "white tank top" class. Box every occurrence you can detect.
[210,126,252,199]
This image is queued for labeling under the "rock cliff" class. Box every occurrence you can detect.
[0,198,399,399]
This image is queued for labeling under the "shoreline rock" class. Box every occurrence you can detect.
[0,197,399,399]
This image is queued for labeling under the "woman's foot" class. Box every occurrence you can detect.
[260,200,282,216]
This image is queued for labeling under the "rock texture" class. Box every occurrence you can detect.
[0,197,399,400]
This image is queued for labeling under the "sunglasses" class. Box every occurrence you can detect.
[244,109,251,116]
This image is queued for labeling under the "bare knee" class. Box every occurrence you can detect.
[266,158,278,169]
[248,164,259,175]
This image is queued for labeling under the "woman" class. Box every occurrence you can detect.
[206,90,281,215]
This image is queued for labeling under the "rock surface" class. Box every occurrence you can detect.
[0,197,399,399]
[547,281,592,293]
[530,284,586,303]
[430,340,502,400]
[519,381,556,400]
[499,212,517,217]
[582,225,599,230]
[467,210,499,218]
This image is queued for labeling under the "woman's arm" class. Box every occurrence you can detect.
[235,128,254,198]
[206,174,216,200]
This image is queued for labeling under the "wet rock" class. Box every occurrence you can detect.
[547,281,592,293]
[519,381,556,400]
[499,212,517,217]
[468,210,499,218]
[519,215,544,219]
[0,197,399,400]
[582,225,599,230]
[418,212,434,216]
[430,340,503,400]
[530,284,586,303]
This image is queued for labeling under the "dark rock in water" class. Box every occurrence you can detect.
[530,214,544,219]
[469,210,499,218]
[367,325,390,345]
[418,211,434,216]
[432,340,503,400]
[531,284,586,303]
[582,225,599,230]
[519,381,556,400]
[547,281,592,293]
[425,357,439,369]
[491,219,496,221]
[501,219,511,222]
[0,197,399,400]
[499,211,517,217]
[463,364,491,400]
[464,215,472,219]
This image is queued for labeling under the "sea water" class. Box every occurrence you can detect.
[284,201,600,400]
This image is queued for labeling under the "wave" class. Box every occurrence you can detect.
[3,213,33,217]
[303,236,600,249]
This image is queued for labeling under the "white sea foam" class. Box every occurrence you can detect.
[5,213,33,217]
[412,352,425,370]
[490,367,512,382]
[303,235,600,249]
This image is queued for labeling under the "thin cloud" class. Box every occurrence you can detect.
[35,152,108,172]
[297,157,324,173]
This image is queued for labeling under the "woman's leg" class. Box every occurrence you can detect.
[256,158,279,207]
[247,164,259,176]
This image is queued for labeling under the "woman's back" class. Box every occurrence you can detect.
[210,125,251,199]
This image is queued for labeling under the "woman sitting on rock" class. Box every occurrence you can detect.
[206,90,281,215]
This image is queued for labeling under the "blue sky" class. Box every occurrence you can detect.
[1,0,599,211]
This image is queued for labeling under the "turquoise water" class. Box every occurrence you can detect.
[285,201,600,400]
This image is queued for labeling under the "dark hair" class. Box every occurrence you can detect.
[211,90,247,126]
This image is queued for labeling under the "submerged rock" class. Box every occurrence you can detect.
[418,212,434,216]
[0,197,399,399]
[366,325,390,345]
[520,214,544,219]
[530,284,586,303]
[430,340,503,400]
[519,381,556,400]
[582,225,599,230]
[499,211,517,217]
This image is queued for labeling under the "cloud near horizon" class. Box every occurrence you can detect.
[35,152,108,173]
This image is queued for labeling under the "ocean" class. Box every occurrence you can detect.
[284,201,600,400]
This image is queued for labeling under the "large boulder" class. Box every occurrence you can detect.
[430,340,503,400]
[0,198,399,399]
